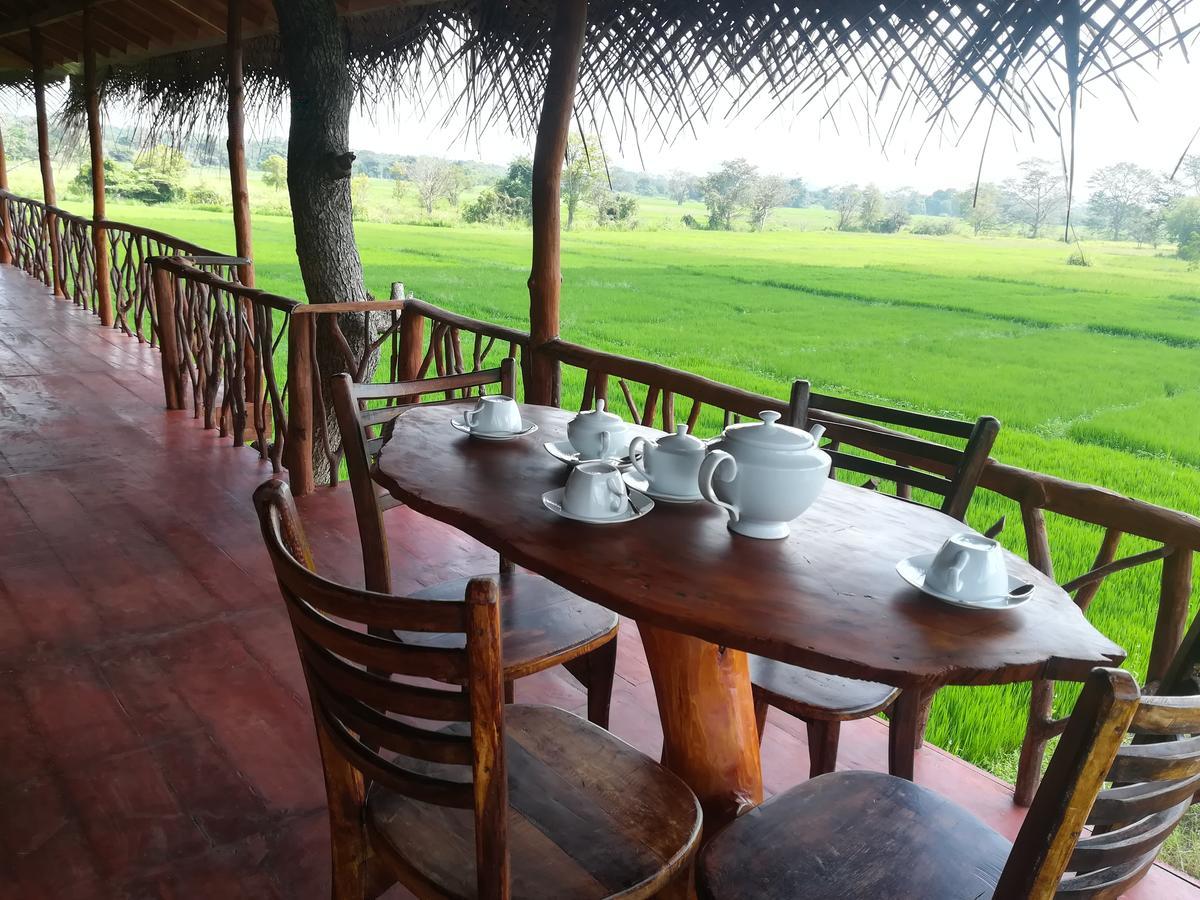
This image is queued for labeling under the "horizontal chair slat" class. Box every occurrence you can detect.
[1069,800,1190,871]
[1089,774,1200,825]
[1130,694,1200,735]
[810,392,978,439]
[820,420,964,467]
[315,684,473,766]
[1108,735,1200,784]
[350,369,505,401]
[303,640,472,722]
[827,451,953,497]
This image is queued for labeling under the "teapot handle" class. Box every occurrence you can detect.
[628,436,652,478]
[699,450,740,524]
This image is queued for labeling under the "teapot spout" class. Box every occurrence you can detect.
[808,422,827,443]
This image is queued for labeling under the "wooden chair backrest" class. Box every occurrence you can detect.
[252,480,510,898]
[995,667,1200,899]
[332,358,517,592]
[787,380,999,521]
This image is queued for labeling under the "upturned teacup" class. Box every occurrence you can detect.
[563,461,629,519]
[924,532,1009,601]
[464,395,522,435]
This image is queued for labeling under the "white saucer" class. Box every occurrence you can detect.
[543,440,633,469]
[451,418,538,441]
[541,487,655,524]
[622,471,704,504]
[896,552,1032,611]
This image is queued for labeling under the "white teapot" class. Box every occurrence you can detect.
[628,425,706,498]
[567,400,629,461]
[698,411,830,539]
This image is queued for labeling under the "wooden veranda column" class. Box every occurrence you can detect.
[0,119,12,266]
[526,0,587,406]
[31,26,65,298]
[83,7,114,326]
[227,0,254,287]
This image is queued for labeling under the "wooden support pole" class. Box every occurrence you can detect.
[1148,548,1194,685]
[525,0,587,407]
[31,26,65,298]
[151,266,185,410]
[83,7,113,326]
[285,313,316,496]
[226,0,254,287]
[0,118,12,266]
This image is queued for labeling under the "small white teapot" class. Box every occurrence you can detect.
[628,425,706,498]
[698,411,831,539]
[567,400,629,461]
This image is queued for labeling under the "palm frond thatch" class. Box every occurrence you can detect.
[28,1,1200,156]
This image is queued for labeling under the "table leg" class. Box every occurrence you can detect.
[638,623,764,833]
[888,687,935,780]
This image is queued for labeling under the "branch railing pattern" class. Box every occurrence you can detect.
[6,191,1198,813]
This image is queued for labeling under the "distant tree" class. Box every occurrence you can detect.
[350,174,371,211]
[1086,162,1159,240]
[748,175,790,232]
[925,188,960,217]
[563,135,606,230]
[592,191,639,228]
[888,188,925,216]
[406,156,458,215]
[1180,155,1200,196]
[858,184,884,229]
[0,116,37,161]
[667,170,696,205]
[1166,197,1200,251]
[1002,158,1064,238]
[387,160,407,180]
[957,184,1003,236]
[786,177,807,208]
[461,156,534,224]
[831,185,862,231]
[261,154,288,192]
[700,158,758,230]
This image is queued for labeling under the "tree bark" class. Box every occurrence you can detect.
[273,0,373,484]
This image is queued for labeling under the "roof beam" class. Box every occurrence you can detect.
[0,0,121,41]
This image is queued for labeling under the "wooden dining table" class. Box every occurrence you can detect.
[375,402,1125,832]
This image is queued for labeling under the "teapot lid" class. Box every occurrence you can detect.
[724,410,817,451]
[572,399,624,428]
[655,424,706,455]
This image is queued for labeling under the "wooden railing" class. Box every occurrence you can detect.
[4,190,1197,811]
[0,189,233,345]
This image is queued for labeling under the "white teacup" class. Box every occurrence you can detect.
[563,462,629,519]
[924,532,1009,601]
[464,395,522,435]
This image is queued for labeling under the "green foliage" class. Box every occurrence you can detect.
[1166,198,1200,256]
[700,158,757,230]
[69,155,188,205]
[187,185,223,206]
[564,135,606,230]
[260,154,288,192]
[461,157,533,224]
[592,192,638,229]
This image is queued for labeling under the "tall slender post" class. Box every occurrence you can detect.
[31,26,65,298]
[227,0,254,287]
[0,119,12,266]
[526,0,587,407]
[83,7,114,326]
[285,312,316,496]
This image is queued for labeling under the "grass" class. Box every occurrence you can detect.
[14,168,1200,868]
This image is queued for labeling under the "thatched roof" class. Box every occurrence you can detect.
[2,1,1197,154]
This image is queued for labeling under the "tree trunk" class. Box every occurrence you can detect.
[273,0,374,485]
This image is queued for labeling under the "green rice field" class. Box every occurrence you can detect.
[26,186,1200,863]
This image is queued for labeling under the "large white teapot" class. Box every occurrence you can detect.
[567,399,630,461]
[698,411,831,539]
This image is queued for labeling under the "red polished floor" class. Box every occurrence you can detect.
[0,263,1195,898]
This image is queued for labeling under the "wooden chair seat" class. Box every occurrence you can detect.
[698,770,1009,900]
[368,704,702,899]
[405,573,619,681]
[749,657,899,719]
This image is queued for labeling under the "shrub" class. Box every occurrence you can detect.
[1067,249,1092,267]
[188,186,223,206]
[1179,236,1200,263]
[680,213,702,229]
[911,219,956,236]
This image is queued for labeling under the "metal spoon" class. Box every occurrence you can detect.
[1008,582,1035,598]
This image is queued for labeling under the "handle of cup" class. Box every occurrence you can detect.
[464,407,479,427]
[946,550,970,593]
[607,473,625,512]
[628,436,651,478]
[699,450,740,524]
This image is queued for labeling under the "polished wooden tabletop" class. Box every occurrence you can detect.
[376,403,1124,691]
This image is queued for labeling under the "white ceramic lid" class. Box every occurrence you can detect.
[571,399,624,431]
[723,410,817,451]
[654,424,706,455]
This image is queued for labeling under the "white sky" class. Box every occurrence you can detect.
[346,53,1200,192]
[7,47,1198,193]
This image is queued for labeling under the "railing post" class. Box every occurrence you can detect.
[83,8,113,326]
[0,125,12,266]
[285,311,316,496]
[151,264,185,411]
[398,300,425,382]
[30,27,64,298]
[1148,548,1193,685]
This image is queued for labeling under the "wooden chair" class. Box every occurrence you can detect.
[749,381,1001,778]
[701,665,1200,899]
[254,480,702,900]
[332,362,620,727]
